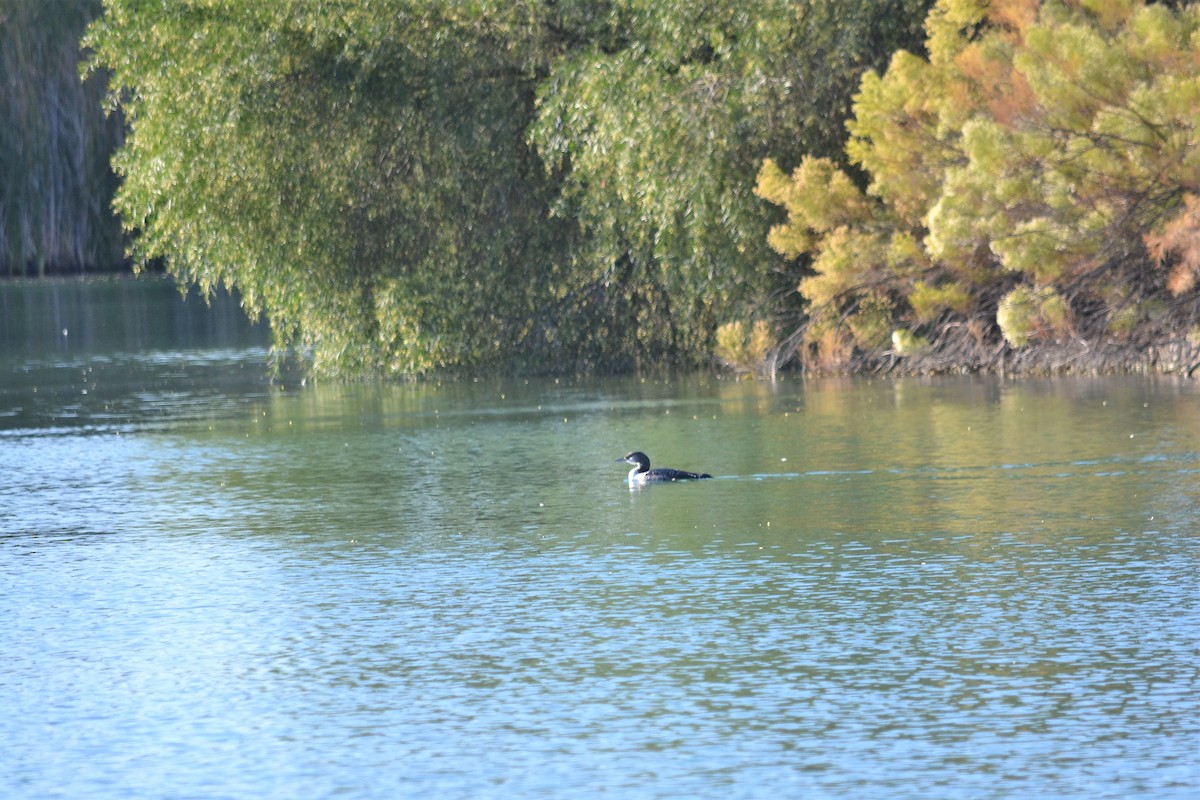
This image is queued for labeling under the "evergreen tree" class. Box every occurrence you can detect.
[758,0,1200,369]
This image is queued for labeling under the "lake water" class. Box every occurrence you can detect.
[2,277,1198,799]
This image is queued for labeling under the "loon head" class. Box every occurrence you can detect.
[618,451,651,473]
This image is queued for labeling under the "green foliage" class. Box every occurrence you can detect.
[530,0,933,359]
[891,328,929,356]
[0,0,125,275]
[759,0,1200,357]
[714,319,776,374]
[909,280,971,322]
[996,285,1069,347]
[847,295,894,349]
[86,0,932,376]
[89,0,570,375]
[756,157,876,258]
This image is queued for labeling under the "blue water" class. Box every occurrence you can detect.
[1,279,1198,798]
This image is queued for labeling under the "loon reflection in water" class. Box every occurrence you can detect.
[618,451,712,486]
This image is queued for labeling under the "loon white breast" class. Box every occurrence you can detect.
[617,451,712,486]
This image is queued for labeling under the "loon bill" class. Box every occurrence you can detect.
[618,451,712,485]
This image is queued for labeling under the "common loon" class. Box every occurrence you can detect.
[618,451,712,486]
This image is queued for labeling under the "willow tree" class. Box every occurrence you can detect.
[758,0,1200,369]
[87,0,930,375]
[87,1,571,375]
[530,0,933,370]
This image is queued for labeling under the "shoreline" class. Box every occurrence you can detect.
[5,274,1198,380]
[830,336,1200,379]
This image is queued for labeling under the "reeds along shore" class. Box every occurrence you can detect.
[1,0,126,277]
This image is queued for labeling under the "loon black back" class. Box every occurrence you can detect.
[618,451,712,485]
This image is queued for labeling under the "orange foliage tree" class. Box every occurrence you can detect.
[757,0,1200,367]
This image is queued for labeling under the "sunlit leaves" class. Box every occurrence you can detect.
[759,0,1200,361]
[1146,193,1200,295]
[529,0,934,360]
[755,157,875,258]
[909,280,971,321]
[88,0,933,375]
[996,285,1069,347]
[89,0,570,376]
[714,319,776,375]
[845,50,972,226]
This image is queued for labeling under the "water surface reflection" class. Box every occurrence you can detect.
[1,281,1197,798]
